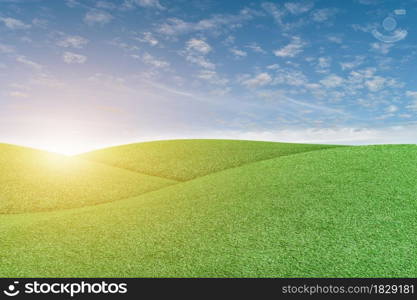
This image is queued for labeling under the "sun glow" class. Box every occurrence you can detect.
[31,139,94,156]
[8,124,104,156]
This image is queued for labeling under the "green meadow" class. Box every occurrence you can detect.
[1,140,416,277]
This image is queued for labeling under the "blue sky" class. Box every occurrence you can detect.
[1,0,417,154]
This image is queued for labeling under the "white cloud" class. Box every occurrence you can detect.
[16,56,43,70]
[32,18,48,28]
[267,64,280,70]
[198,70,228,85]
[274,37,306,58]
[63,52,87,64]
[340,56,364,70]
[9,91,29,98]
[96,1,116,9]
[311,8,338,22]
[407,102,417,111]
[135,32,159,46]
[385,105,398,113]
[142,52,170,68]
[406,91,417,99]
[406,91,417,110]
[262,2,305,31]
[258,89,346,114]
[157,9,256,35]
[230,48,247,58]
[317,57,331,70]
[0,17,31,29]
[183,38,215,69]
[185,55,215,70]
[109,39,139,51]
[284,1,314,15]
[365,76,385,92]
[246,43,265,54]
[370,42,394,55]
[129,125,417,146]
[123,0,164,9]
[202,126,417,145]
[186,38,212,54]
[327,35,343,44]
[343,67,403,94]
[357,0,379,5]
[84,10,113,25]
[66,0,80,7]
[242,73,272,88]
[320,74,344,88]
[273,69,309,86]
[351,22,378,33]
[57,35,89,49]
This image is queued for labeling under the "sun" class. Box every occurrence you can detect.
[22,128,99,156]
[34,140,91,156]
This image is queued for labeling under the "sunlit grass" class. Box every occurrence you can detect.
[79,139,338,181]
[1,141,416,277]
[0,143,175,214]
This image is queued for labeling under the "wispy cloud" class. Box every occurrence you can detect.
[246,43,265,54]
[63,52,87,64]
[206,125,417,145]
[183,38,215,69]
[242,73,272,88]
[274,37,306,58]
[141,52,170,68]
[262,2,307,31]
[340,56,364,70]
[157,8,256,35]
[327,35,343,44]
[84,10,113,26]
[370,42,394,55]
[9,91,29,98]
[198,70,229,86]
[134,32,159,46]
[284,1,314,15]
[185,55,215,70]
[311,8,338,22]
[123,0,164,10]
[0,17,31,29]
[96,1,117,9]
[57,35,89,49]
[186,38,212,54]
[16,56,43,70]
[320,74,344,88]
[406,91,417,99]
[230,48,247,58]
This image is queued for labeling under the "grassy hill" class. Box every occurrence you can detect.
[1,141,416,277]
[79,139,338,181]
[0,143,175,214]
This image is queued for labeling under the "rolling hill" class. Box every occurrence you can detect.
[78,139,338,181]
[0,143,175,214]
[0,141,416,277]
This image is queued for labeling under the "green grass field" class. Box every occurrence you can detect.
[0,143,175,214]
[1,140,416,277]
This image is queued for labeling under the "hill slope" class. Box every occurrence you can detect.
[0,144,176,214]
[1,144,416,277]
[79,139,339,181]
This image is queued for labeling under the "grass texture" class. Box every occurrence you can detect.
[1,141,416,277]
[0,143,175,213]
[79,139,338,181]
